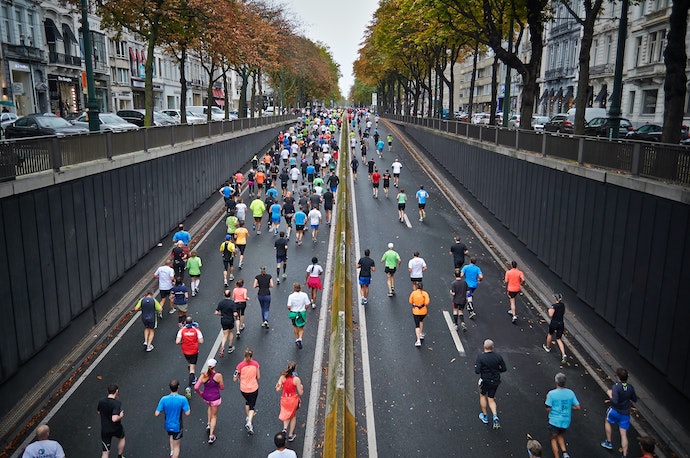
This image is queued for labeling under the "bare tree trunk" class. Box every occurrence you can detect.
[179,47,188,124]
[490,56,499,125]
[468,39,479,119]
[662,0,689,144]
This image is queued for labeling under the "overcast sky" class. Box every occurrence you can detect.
[279,0,379,98]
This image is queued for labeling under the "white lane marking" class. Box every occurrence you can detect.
[403,213,412,228]
[442,311,466,356]
[202,329,225,369]
[350,148,379,458]
[303,150,341,458]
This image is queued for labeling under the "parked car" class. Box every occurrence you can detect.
[583,117,634,138]
[508,115,520,129]
[161,109,206,124]
[187,105,227,121]
[625,124,662,142]
[471,113,487,124]
[1,112,19,138]
[116,109,177,127]
[531,116,550,132]
[71,112,139,132]
[454,111,469,122]
[4,113,89,139]
[543,113,573,133]
[566,107,607,123]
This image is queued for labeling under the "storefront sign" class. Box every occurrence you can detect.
[12,82,24,94]
[57,76,73,83]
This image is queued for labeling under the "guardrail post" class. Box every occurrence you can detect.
[170,125,176,147]
[479,126,483,142]
[49,137,61,171]
[494,127,499,145]
[577,137,584,165]
[541,132,547,157]
[631,143,641,176]
[143,128,149,153]
[515,129,519,150]
[105,131,113,160]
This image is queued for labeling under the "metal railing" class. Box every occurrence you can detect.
[387,115,690,186]
[0,115,294,182]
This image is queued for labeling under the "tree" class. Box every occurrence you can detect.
[662,0,690,144]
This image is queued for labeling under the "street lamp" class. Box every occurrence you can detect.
[79,0,100,132]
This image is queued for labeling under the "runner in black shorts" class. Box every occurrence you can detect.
[98,384,125,458]
[382,169,391,197]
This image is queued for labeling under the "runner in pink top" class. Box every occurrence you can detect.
[232,279,249,336]
[234,348,260,435]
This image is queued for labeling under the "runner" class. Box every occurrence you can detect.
[601,368,638,457]
[219,182,234,211]
[371,167,381,198]
[193,359,224,444]
[233,221,249,270]
[326,170,339,193]
[246,169,256,197]
[255,168,266,198]
[287,283,311,349]
[219,235,236,286]
[376,138,385,158]
[234,170,244,195]
[289,166,301,192]
[215,289,238,357]
[269,199,282,235]
[232,279,249,338]
[415,185,429,221]
[274,231,289,284]
[350,155,359,182]
[407,251,427,288]
[170,277,189,327]
[361,139,368,164]
[475,339,507,430]
[249,196,266,234]
[409,281,430,347]
[450,269,469,331]
[504,261,525,324]
[387,133,393,152]
[357,249,376,305]
[381,243,402,297]
[293,206,307,246]
[461,257,483,319]
[254,266,274,328]
[234,348,260,435]
[133,291,162,352]
[175,316,204,399]
[154,260,175,314]
[282,197,295,240]
[382,169,391,198]
[275,361,304,443]
[545,373,581,458]
[225,211,239,240]
[305,257,323,308]
[97,384,125,458]
[235,198,247,224]
[185,250,202,297]
[542,293,568,365]
[367,157,376,180]
[323,188,334,225]
[154,380,190,458]
[449,235,469,269]
[391,158,402,188]
[396,188,407,222]
[307,206,322,243]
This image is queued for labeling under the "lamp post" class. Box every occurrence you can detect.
[607,0,629,139]
[79,0,100,132]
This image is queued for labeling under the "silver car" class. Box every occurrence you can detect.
[71,112,139,132]
[161,109,206,125]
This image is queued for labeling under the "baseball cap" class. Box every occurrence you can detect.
[388,243,394,248]
[553,293,563,301]
[225,234,231,240]
[207,358,217,368]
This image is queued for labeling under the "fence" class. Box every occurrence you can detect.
[388,115,690,186]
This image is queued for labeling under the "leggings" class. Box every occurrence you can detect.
[258,295,271,322]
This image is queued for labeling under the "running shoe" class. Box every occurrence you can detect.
[478,413,488,424]
[229,275,234,281]
[492,417,500,429]
[184,387,191,399]
[414,340,421,347]
[600,441,613,450]
[277,279,281,285]
[561,355,568,365]
[296,340,303,349]
[228,345,235,353]
[257,231,261,235]
[312,302,316,309]
[454,324,459,331]
[236,332,241,339]
[169,308,176,314]
[419,217,423,222]
[287,434,296,442]
[461,323,467,332]
[245,422,254,434]
[420,332,425,340]
[361,298,366,305]
[282,273,287,279]
[562,453,570,458]
[143,340,148,346]
[387,292,393,297]
[146,345,154,352]
[252,223,256,230]
[469,311,476,319]
[224,282,228,288]
[240,323,245,331]
[208,435,216,444]
[206,423,211,431]
[543,344,551,352]
[512,315,518,324]
[262,321,268,328]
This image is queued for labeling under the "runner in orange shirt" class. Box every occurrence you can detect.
[255,169,266,198]
[504,261,525,324]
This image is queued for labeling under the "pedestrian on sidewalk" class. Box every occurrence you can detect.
[194,359,224,444]
[305,257,323,307]
[215,290,238,357]
[407,251,427,288]
[504,261,525,324]
[601,368,638,457]
[154,260,175,315]
[97,384,125,458]
[234,220,249,269]
[461,257,483,319]
[450,269,469,332]
[134,291,162,352]
[545,372,580,458]
[220,235,236,287]
[415,185,429,222]
[275,231,289,284]
[475,339,507,429]
[450,235,469,269]
[381,243,401,297]
[185,250,202,297]
[287,283,310,349]
[22,424,65,458]
[357,249,376,305]
[170,277,189,327]
[268,431,297,458]
[542,293,568,365]
[254,266,274,328]
[396,188,407,222]
[175,316,204,399]
[409,282,430,347]
[234,348,260,435]
[154,380,190,458]
[276,361,304,443]
[232,279,249,338]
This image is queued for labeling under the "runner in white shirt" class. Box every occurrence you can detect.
[287,283,311,349]
[391,159,403,188]
[407,251,427,288]
[289,167,301,192]
[307,207,322,243]
[154,260,176,313]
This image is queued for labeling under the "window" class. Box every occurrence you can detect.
[606,35,613,62]
[642,89,657,114]
[15,8,24,42]
[115,40,127,57]
[27,11,35,46]
[1,6,11,43]
[648,30,665,63]
[634,37,643,67]
[592,39,599,66]
[628,91,636,114]
[117,68,129,84]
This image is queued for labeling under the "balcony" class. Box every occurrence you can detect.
[590,63,614,76]
[48,52,82,67]
[545,67,565,80]
[2,43,45,63]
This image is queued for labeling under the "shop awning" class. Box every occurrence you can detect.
[565,86,574,101]
[44,19,63,42]
[62,24,79,44]
[212,88,224,100]
[595,84,608,103]
[0,100,15,107]
[554,87,563,100]
[216,99,225,107]
[538,90,549,104]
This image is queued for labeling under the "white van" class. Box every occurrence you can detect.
[567,107,607,123]
[187,105,226,121]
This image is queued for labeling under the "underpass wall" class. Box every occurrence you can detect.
[0,128,278,383]
[398,123,690,398]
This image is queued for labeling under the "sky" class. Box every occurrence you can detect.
[280,0,379,98]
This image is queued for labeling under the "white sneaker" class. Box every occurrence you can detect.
[420,332,425,340]
[414,340,421,347]
[542,344,551,352]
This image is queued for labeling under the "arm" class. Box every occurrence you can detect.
[253,278,259,289]
[295,377,305,396]
[154,299,162,312]
[276,375,285,391]
[572,404,581,411]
